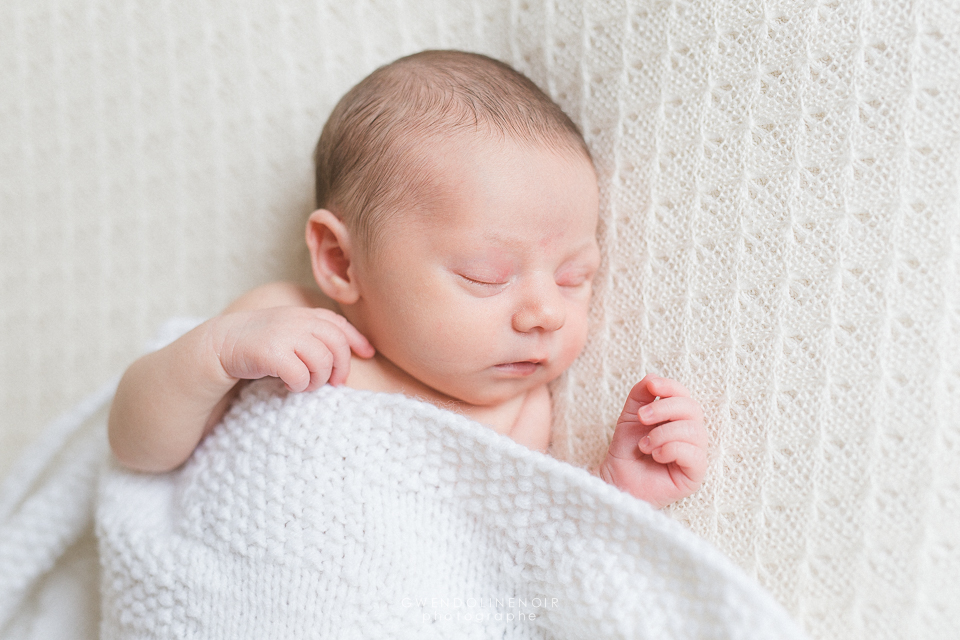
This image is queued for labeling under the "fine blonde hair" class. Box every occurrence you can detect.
[313,50,592,250]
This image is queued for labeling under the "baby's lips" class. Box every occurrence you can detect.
[492,360,542,376]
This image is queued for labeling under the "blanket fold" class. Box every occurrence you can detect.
[0,378,115,635]
[98,379,807,640]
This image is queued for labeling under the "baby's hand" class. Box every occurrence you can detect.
[597,374,708,508]
[211,306,374,392]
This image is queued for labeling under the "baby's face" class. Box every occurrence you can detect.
[350,135,600,407]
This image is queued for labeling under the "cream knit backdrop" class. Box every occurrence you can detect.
[1,1,958,639]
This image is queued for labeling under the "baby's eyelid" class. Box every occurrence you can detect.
[459,274,509,286]
[557,270,596,287]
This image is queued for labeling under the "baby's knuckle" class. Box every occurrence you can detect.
[315,320,347,343]
[329,329,350,349]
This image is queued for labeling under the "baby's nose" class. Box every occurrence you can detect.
[512,279,566,333]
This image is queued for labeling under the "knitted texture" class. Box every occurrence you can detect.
[2,1,959,639]
[0,318,201,638]
[97,380,806,640]
[539,5,960,640]
[0,388,111,640]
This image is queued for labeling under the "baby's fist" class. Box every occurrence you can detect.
[212,307,374,392]
[598,374,708,508]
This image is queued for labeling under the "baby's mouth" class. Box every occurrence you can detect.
[493,360,543,376]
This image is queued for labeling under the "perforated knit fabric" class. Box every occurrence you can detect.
[2,1,959,639]
[97,380,806,640]
[542,4,960,640]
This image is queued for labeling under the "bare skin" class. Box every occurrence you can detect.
[108,137,708,507]
[108,283,375,472]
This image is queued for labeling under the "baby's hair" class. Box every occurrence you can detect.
[313,50,592,251]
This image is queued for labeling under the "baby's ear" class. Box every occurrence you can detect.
[306,209,360,305]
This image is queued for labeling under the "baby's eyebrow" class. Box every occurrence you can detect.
[479,229,598,250]
[477,231,532,251]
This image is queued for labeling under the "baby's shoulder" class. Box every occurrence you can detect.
[344,352,414,395]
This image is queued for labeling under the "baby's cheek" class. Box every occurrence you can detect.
[559,321,590,367]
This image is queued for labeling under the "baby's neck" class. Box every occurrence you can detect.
[344,353,538,441]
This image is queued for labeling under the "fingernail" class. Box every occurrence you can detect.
[639,406,653,421]
[640,436,651,451]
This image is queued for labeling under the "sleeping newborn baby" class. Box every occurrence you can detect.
[108,50,708,510]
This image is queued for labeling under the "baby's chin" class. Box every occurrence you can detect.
[422,367,556,408]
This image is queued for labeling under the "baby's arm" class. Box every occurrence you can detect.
[597,374,708,508]
[108,282,373,472]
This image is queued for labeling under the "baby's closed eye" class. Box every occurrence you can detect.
[456,272,512,296]
[555,266,597,288]
[458,273,509,286]
[555,272,590,288]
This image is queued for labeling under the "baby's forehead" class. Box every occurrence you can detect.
[351,127,597,261]
[400,128,594,187]
[381,133,597,234]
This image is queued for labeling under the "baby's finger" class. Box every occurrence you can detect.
[293,341,336,391]
[650,441,708,485]
[638,420,708,454]
[275,350,312,393]
[307,321,354,386]
[620,374,663,417]
[644,375,691,399]
[637,396,704,426]
[312,309,375,358]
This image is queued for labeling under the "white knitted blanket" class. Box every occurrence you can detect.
[96,379,804,639]
[5,2,960,637]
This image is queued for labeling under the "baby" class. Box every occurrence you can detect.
[108,50,707,509]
